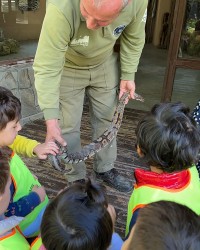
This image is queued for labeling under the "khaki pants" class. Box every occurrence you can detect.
[59,53,119,182]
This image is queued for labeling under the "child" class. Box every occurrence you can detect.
[126,102,200,237]
[0,86,59,238]
[0,147,30,249]
[31,179,123,250]
[193,99,200,176]
[122,201,200,250]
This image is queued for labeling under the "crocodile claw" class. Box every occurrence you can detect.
[47,154,65,172]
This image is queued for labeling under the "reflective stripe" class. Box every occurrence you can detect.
[31,236,43,250]
[0,227,30,249]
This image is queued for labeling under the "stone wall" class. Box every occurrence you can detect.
[0,60,43,125]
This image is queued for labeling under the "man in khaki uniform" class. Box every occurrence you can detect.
[34,0,148,192]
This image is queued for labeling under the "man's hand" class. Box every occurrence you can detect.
[46,119,66,146]
[33,141,59,159]
[119,80,136,104]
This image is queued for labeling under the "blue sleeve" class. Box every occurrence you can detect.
[22,206,46,237]
[125,208,140,239]
[5,182,41,217]
[109,233,123,250]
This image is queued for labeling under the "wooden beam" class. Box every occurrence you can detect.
[161,0,187,102]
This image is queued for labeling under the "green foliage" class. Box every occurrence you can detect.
[187,33,200,56]
[187,18,197,29]
[0,39,20,56]
[182,17,200,57]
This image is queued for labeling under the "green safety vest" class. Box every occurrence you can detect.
[10,152,49,237]
[0,227,30,250]
[126,166,200,236]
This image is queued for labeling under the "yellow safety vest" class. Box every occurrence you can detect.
[9,152,49,237]
[0,227,30,250]
[126,166,200,236]
[30,236,43,250]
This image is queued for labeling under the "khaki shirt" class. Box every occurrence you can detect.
[33,0,148,120]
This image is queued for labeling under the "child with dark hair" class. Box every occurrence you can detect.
[0,86,59,238]
[126,102,200,237]
[0,147,30,249]
[122,201,200,250]
[31,179,123,250]
[193,99,200,176]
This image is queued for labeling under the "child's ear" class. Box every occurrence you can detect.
[136,145,144,157]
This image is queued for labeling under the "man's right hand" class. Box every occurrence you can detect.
[46,119,67,146]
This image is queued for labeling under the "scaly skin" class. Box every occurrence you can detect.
[48,92,144,172]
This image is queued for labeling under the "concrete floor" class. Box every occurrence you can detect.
[127,43,168,111]
[172,67,200,110]
[128,44,200,111]
[1,42,199,111]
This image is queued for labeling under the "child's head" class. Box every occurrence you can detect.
[0,87,22,146]
[41,179,113,250]
[0,147,12,215]
[136,102,200,172]
[122,201,200,250]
